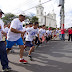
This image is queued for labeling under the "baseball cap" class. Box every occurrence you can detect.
[0,9,4,14]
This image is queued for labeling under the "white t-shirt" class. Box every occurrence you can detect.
[0,19,4,41]
[56,30,59,34]
[35,28,39,37]
[4,27,9,33]
[23,27,26,38]
[7,18,23,41]
[49,30,52,35]
[46,30,50,37]
[59,30,61,34]
[25,27,39,41]
[39,28,46,38]
[53,31,56,35]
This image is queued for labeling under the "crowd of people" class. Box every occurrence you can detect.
[0,9,72,72]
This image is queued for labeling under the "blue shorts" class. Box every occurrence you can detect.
[25,41,33,47]
[6,37,23,48]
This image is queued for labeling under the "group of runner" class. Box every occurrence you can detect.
[4,17,61,62]
[0,9,64,72]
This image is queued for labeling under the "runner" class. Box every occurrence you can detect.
[38,25,46,46]
[6,14,28,64]
[24,22,41,61]
[4,23,10,33]
[46,28,50,42]
[52,29,57,40]
[22,23,33,51]
[35,26,42,45]
[59,29,61,39]
[22,24,28,43]
[48,28,52,40]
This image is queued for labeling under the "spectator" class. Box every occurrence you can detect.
[68,27,72,41]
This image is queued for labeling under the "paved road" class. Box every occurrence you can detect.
[0,36,72,72]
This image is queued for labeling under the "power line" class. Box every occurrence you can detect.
[23,0,52,12]
[12,0,37,12]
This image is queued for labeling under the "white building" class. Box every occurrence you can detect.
[36,0,57,28]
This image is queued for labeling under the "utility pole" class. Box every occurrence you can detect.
[58,0,65,29]
[45,12,46,26]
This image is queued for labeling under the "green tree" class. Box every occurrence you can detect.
[2,13,18,24]
[30,16,38,23]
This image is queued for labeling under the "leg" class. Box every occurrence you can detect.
[19,45,27,63]
[29,46,35,55]
[63,34,65,41]
[28,46,35,61]
[35,37,38,45]
[19,45,24,58]
[0,42,8,70]
[6,40,15,54]
[6,48,12,54]
[61,34,63,40]
[71,34,72,41]
[68,34,70,41]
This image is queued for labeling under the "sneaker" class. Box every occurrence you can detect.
[28,55,33,61]
[24,49,27,51]
[19,59,28,64]
[38,45,41,47]
[10,49,15,53]
[2,68,9,72]
[7,66,11,70]
[35,45,39,48]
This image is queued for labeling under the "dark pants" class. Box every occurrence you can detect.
[36,38,42,46]
[35,37,38,44]
[68,34,72,41]
[0,55,1,60]
[61,34,65,41]
[0,41,8,70]
[46,37,49,42]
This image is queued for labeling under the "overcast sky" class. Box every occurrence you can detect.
[0,0,72,28]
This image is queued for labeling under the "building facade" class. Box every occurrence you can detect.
[36,0,57,28]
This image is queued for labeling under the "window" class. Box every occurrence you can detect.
[41,11,43,15]
[41,18,43,23]
[37,10,39,14]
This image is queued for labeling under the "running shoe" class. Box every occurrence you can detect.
[19,59,28,64]
[2,68,10,72]
[28,55,33,61]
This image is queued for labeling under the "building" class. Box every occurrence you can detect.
[36,0,57,28]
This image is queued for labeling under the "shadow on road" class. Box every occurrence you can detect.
[8,40,72,72]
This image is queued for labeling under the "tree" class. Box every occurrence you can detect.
[30,16,38,23]
[2,13,18,24]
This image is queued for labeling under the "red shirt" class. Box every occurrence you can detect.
[68,29,72,34]
[61,29,66,34]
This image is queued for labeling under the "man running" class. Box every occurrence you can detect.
[6,14,27,64]
[38,25,46,47]
[24,22,41,60]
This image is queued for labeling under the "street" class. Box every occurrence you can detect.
[0,36,72,72]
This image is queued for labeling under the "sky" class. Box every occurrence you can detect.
[0,0,72,28]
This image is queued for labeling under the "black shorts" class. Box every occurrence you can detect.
[25,41,33,47]
[46,37,49,41]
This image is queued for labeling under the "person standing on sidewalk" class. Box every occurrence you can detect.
[68,27,72,41]
[61,28,66,41]
[0,9,11,72]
